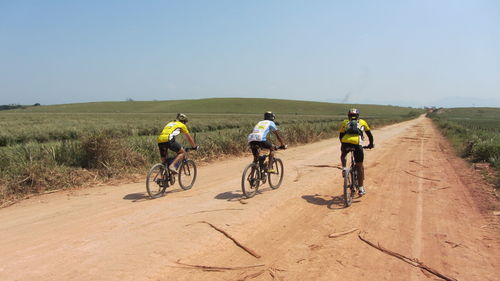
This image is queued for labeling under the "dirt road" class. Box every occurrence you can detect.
[1,116,498,281]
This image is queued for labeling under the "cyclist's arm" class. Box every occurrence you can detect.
[338,121,347,142]
[365,130,374,146]
[360,119,373,147]
[179,123,196,148]
[184,132,196,148]
[272,130,286,147]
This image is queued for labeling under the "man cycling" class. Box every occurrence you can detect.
[339,108,374,195]
[157,113,197,174]
[247,111,287,173]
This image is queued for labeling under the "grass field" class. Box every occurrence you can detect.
[16,97,418,115]
[427,107,500,188]
[0,98,423,203]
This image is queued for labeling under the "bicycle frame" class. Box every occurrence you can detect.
[146,147,198,199]
[164,147,196,182]
[342,145,371,206]
[242,145,285,198]
[252,146,284,178]
[342,148,359,207]
[251,146,270,174]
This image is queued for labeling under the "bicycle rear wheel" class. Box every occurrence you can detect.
[146,163,168,199]
[178,159,197,190]
[343,168,354,207]
[242,163,260,198]
[351,168,359,195]
[268,158,284,189]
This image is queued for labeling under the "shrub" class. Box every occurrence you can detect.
[429,109,500,189]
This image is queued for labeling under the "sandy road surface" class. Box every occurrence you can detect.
[0,116,498,281]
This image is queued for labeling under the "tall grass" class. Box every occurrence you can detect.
[427,108,500,188]
[0,113,342,146]
[0,99,423,202]
[0,132,146,198]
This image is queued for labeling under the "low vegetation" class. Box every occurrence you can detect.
[0,98,423,203]
[0,104,24,111]
[427,107,500,188]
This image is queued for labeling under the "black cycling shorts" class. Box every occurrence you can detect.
[158,138,182,158]
[249,140,273,156]
[341,143,364,163]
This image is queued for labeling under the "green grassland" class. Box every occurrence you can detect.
[0,98,423,203]
[16,97,417,115]
[428,107,500,188]
[1,98,420,146]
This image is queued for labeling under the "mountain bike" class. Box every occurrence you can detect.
[343,146,370,207]
[241,145,286,198]
[146,147,197,199]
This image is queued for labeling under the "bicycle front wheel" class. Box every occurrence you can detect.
[268,158,284,189]
[242,163,260,198]
[146,163,168,199]
[178,159,197,190]
[343,168,354,207]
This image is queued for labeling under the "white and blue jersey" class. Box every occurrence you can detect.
[247,120,278,143]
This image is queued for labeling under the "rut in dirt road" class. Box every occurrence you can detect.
[0,116,498,281]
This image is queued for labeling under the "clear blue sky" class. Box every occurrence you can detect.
[1,0,499,107]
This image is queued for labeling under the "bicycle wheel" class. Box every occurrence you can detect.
[351,167,359,195]
[242,163,260,198]
[268,158,284,189]
[343,168,354,207]
[146,163,168,199]
[178,159,197,190]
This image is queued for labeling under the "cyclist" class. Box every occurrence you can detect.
[157,113,197,174]
[247,111,287,173]
[338,108,374,195]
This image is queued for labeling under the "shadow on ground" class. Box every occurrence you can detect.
[305,164,342,170]
[215,191,242,201]
[123,193,149,202]
[302,194,356,209]
[215,186,274,201]
[124,188,184,202]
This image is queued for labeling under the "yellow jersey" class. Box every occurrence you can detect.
[338,119,371,145]
[157,121,189,143]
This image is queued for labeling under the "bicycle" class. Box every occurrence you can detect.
[342,146,370,207]
[241,145,286,198]
[146,147,197,199]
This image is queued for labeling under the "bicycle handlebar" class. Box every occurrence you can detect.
[346,145,373,152]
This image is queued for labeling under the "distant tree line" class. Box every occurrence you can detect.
[0,104,23,111]
[0,103,41,111]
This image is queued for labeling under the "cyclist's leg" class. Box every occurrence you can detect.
[354,145,365,186]
[261,140,274,170]
[357,163,364,186]
[249,141,260,163]
[340,143,349,167]
[168,139,185,171]
[158,142,169,164]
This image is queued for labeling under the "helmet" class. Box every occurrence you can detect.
[176,113,188,123]
[347,108,359,120]
[264,111,276,121]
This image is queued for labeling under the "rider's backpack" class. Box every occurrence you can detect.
[345,119,362,135]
